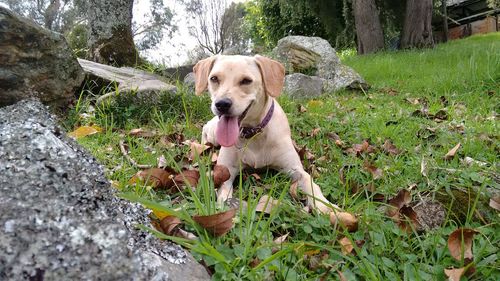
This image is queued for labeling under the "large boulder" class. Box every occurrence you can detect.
[0,99,209,281]
[77,59,177,105]
[0,7,84,109]
[273,36,368,93]
[284,73,324,99]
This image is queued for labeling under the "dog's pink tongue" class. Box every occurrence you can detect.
[216,115,239,147]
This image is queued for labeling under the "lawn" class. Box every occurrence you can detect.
[68,33,499,280]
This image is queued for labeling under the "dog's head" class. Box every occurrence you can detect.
[193,55,285,147]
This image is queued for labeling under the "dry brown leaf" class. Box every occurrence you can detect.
[159,216,182,235]
[489,196,500,211]
[273,233,289,244]
[192,208,236,237]
[310,128,321,137]
[174,169,200,188]
[345,140,376,156]
[448,228,478,261]
[363,162,383,180]
[256,195,280,214]
[330,212,358,232]
[67,125,102,139]
[129,168,174,189]
[213,165,230,188]
[186,140,211,161]
[249,258,261,268]
[297,104,307,113]
[398,205,420,232]
[444,143,461,160]
[444,267,466,281]
[339,236,353,255]
[421,158,428,177]
[383,139,401,155]
[250,173,261,181]
[128,128,156,138]
[386,189,412,218]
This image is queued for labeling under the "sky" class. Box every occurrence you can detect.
[134,0,246,67]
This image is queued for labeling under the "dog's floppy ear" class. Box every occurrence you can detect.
[254,55,285,97]
[193,56,217,95]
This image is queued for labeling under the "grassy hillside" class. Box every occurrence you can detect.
[70,33,499,280]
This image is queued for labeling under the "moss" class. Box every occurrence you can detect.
[434,187,494,225]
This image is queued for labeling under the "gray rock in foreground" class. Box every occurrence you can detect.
[0,100,209,281]
[0,7,84,109]
[284,73,324,98]
[274,36,369,92]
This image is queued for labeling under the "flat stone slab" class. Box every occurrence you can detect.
[77,59,177,104]
[0,99,209,281]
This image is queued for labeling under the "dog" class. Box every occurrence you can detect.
[194,55,339,214]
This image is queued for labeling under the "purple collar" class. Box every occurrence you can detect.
[240,100,275,139]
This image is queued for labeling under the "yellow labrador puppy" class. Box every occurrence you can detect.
[194,55,339,214]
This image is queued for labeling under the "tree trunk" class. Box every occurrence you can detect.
[85,0,140,66]
[352,0,385,54]
[401,0,434,49]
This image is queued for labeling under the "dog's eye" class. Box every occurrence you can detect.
[210,76,219,83]
[240,78,252,85]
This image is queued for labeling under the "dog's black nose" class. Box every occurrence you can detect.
[215,98,232,114]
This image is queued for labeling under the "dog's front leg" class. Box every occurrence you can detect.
[216,147,241,204]
[275,149,341,214]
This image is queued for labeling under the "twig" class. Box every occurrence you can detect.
[119,139,152,169]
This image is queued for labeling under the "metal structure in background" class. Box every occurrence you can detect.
[434,0,499,41]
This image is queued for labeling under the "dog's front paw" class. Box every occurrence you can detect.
[217,185,233,204]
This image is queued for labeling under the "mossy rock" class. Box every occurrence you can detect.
[434,187,494,225]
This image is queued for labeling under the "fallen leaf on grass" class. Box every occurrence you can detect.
[448,228,478,261]
[293,142,316,161]
[213,165,230,188]
[386,189,411,218]
[160,216,182,235]
[310,128,321,137]
[67,125,102,139]
[444,267,466,281]
[128,128,156,138]
[339,237,353,255]
[256,195,280,214]
[383,139,401,155]
[250,173,261,181]
[185,140,211,161]
[249,258,260,268]
[129,168,174,189]
[173,169,200,188]
[398,205,420,233]
[345,140,376,156]
[363,162,383,180]
[273,233,289,244]
[327,132,345,148]
[444,143,461,160]
[421,158,428,177]
[297,104,307,113]
[462,157,487,167]
[330,212,358,232]
[192,208,236,237]
[489,196,500,211]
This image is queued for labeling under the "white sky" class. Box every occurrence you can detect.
[134,0,246,67]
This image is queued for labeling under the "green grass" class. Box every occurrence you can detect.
[68,33,499,280]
